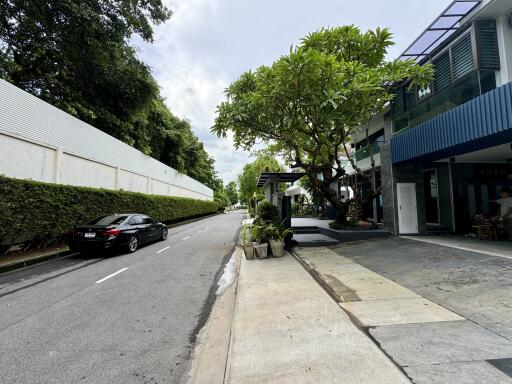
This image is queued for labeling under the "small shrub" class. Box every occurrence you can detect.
[264,223,293,240]
[257,201,280,223]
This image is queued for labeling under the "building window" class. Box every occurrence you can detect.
[423,169,440,224]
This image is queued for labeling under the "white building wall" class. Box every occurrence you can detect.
[0,79,213,200]
[496,15,512,86]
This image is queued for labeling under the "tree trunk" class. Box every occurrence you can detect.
[309,172,349,224]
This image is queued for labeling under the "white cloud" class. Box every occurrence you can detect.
[136,0,452,183]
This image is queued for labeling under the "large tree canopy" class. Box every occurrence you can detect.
[1,0,221,192]
[0,0,170,142]
[213,26,433,222]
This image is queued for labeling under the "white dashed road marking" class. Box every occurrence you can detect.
[96,268,128,284]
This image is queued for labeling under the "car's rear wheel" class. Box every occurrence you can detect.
[160,227,168,241]
[126,235,139,253]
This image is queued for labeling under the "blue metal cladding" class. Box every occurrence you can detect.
[391,81,512,164]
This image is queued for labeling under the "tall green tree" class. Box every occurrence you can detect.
[1,1,221,191]
[225,181,239,206]
[213,26,433,223]
[0,0,171,145]
[237,154,283,205]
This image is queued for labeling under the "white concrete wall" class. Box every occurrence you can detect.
[0,79,213,200]
[0,134,56,183]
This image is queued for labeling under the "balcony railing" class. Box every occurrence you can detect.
[393,69,497,133]
[354,142,380,162]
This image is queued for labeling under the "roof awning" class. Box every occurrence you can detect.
[400,0,481,62]
[256,172,306,188]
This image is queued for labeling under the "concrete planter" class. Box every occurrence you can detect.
[243,244,255,260]
[254,243,268,259]
[269,239,285,258]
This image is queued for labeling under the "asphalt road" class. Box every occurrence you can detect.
[0,211,244,384]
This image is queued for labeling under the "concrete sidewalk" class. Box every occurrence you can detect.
[224,253,411,384]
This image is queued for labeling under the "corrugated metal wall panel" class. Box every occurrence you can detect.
[391,81,512,163]
[0,79,213,199]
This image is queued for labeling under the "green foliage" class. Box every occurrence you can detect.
[292,203,300,216]
[264,223,293,241]
[0,1,221,191]
[257,201,280,223]
[213,25,434,222]
[0,177,219,247]
[237,154,283,204]
[240,224,252,246]
[214,188,231,209]
[225,181,239,206]
[0,0,170,144]
[251,223,268,243]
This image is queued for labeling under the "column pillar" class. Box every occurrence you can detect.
[115,166,121,190]
[53,148,63,184]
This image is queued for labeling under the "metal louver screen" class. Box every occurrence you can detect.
[451,34,474,79]
[433,52,451,92]
[476,21,500,69]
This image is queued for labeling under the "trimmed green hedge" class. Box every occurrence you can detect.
[0,177,219,247]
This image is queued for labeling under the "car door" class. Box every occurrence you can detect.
[131,215,150,243]
[142,216,159,240]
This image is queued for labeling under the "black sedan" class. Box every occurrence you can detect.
[68,214,168,254]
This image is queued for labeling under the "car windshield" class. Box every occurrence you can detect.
[87,215,128,225]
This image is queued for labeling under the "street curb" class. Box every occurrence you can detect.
[0,249,79,275]
[0,212,225,275]
[166,212,223,229]
[185,223,244,384]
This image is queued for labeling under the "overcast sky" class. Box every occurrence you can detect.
[136,0,452,184]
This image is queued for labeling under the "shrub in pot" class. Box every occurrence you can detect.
[265,224,293,258]
[251,223,269,259]
[241,224,254,260]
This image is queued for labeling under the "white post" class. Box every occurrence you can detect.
[115,166,121,190]
[53,148,63,184]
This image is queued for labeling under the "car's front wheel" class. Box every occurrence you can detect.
[126,235,139,253]
[160,227,168,241]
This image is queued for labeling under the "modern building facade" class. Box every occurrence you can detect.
[351,0,512,235]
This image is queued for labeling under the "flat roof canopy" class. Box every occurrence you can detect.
[400,0,481,63]
[257,172,306,188]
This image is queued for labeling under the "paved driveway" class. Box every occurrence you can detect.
[333,237,512,341]
[331,237,512,383]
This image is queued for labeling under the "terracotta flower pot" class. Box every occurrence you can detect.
[269,239,285,258]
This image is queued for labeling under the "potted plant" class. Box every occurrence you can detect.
[251,223,269,259]
[241,224,254,260]
[265,224,293,258]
